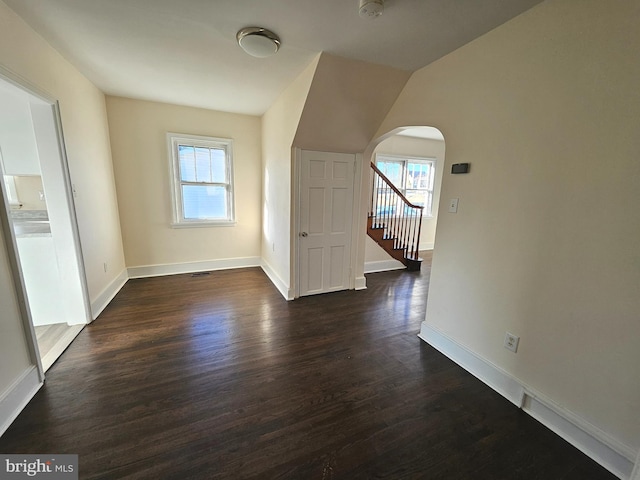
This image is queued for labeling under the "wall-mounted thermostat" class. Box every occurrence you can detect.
[451,163,470,174]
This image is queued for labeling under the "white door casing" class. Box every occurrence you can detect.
[298,150,355,297]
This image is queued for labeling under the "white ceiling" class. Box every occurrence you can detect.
[5,0,543,116]
[397,127,444,141]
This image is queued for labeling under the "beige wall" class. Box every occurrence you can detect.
[377,0,640,451]
[261,55,319,297]
[0,2,125,303]
[106,97,262,269]
[0,0,125,423]
[294,53,410,154]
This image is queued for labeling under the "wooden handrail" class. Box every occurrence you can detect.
[370,162,424,211]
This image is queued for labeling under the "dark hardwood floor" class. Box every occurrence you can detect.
[0,256,616,479]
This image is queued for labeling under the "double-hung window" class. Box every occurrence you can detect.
[168,133,235,227]
[375,154,436,216]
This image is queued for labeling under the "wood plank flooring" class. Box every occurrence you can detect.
[0,259,616,479]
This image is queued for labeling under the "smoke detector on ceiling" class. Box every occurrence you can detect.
[359,0,384,19]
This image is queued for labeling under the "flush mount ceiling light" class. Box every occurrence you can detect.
[359,0,384,19]
[236,27,281,58]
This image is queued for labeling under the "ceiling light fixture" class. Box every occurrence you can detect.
[359,0,384,19]
[236,27,281,58]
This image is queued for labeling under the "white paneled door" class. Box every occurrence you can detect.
[299,150,355,297]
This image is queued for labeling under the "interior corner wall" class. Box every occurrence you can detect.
[293,53,411,154]
[377,0,640,454]
[261,55,319,297]
[105,96,261,271]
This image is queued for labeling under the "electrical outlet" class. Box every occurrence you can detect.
[504,332,520,353]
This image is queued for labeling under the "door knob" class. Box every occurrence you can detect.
[300,232,308,237]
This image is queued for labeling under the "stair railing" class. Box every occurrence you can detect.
[369,162,423,260]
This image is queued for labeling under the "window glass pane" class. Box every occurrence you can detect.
[376,160,403,186]
[406,162,417,189]
[405,189,428,208]
[405,189,434,216]
[407,162,431,189]
[374,156,434,216]
[210,148,226,183]
[178,145,196,182]
[182,185,227,220]
[195,147,212,183]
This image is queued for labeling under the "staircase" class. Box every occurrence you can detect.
[368,162,423,271]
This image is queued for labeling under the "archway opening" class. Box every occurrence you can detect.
[362,126,446,275]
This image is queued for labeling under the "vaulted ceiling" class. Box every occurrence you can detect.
[5,0,543,115]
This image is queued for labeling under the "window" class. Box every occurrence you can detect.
[2,175,20,207]
[167,133,234,226]
[375,154,436,216]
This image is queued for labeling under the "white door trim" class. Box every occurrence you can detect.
[0,65,93,373]
[293,147,302,298]
[350,153,363,290]
[50,100,93,324]
[0,160,44,380]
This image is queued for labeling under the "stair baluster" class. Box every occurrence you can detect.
[367,162,423,271]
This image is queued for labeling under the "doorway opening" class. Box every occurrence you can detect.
[0,74,90,372]
[296,150,356,297]
[363,126,445,275]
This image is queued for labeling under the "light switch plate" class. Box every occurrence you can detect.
[448,198,459,213]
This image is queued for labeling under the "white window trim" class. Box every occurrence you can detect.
[374,153,436,218]
[167,132,236,227]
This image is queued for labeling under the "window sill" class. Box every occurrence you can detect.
[171,220,236,229]
[375,214,434,220]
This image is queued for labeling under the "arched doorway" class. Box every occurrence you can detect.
[355,126,445,286]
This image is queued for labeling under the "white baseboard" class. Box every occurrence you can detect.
[364,259,405,273]
[40,324,84,372]
[260,260,294,300]
[127,257,261,279]
[91,268,128,319]
[418,323,636,480]
[354,276,367,290]
[418,323,524,406]
[522,391,635,479]
[631,450,640,480]
[0,366,42,437]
